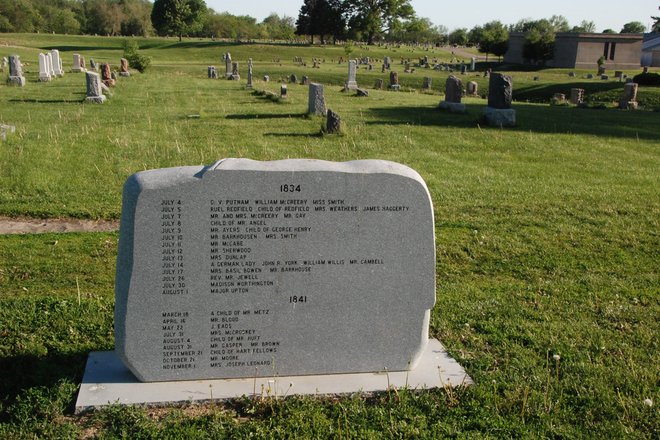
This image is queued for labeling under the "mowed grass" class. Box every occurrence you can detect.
[0,34,658,438]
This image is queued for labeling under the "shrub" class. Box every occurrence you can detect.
[632,72,660,87]
[122,39,151,73]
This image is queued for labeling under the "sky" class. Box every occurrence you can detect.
[205,0,659,33]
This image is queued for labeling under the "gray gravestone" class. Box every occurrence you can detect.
[389,71,399,89]
[307,83,327,116]
[8,55,26,86]
[569,88,584,105]
[443,75,462,103]
[115,159,436,382]
[230,62,240,80]
[487,73,512,109]
[246,59,253,88]
[90,58,97,71]
[439,75,466,113]
[422,77,432,90]
[224,53,232,78]
[467,81,478,96]
[289,74,297,84]
[301,75,309,85]
[346,60,358,90]
[263,75,270,82]
[326,110,341,133]
[85,71,106,104]
[208,66,217,79]
[484,73,515,126]
[618,83,638,110]
[374,78,384,90]
[280,84,287,98]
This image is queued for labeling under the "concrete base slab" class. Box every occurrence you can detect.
[85,96,107,104]
[483,107,516,127]
[75,339,471,413]
[439,101,467,113]
[8,76,26,86]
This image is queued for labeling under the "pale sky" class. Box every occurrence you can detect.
[205,0,659,33]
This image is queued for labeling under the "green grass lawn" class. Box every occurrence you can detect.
[0,33,658,438]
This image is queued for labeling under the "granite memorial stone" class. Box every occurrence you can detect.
[208,66,217,79]
[101,64,116,87]
[484,73,515,127]
[569,88,584,105]
[280,84,287,98]
[115,159,436,382]
[307,83,327,116]
[246,59,253,88]
[8,55,26,86]
[467,81,478,96]
[618,83,638,110]
[439,75,466,113]
[224,53,232,78]
[85,71,106,104]
[326,110,341,133]
[346,60,358,90]
[389,71,400,90]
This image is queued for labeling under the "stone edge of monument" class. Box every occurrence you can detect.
[439,101,467,114]
[75,339,471,414]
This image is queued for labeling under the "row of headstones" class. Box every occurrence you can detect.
[552,83,639,109]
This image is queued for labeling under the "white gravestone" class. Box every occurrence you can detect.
[115,159,438,382]
[72,54,84,73]
[39,53,52,82]
[51,50,64,77]
[46,52,55,77]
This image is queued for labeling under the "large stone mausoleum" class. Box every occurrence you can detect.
[505,32,644,69]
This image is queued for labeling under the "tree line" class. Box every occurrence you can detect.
[1,0,656,61]
[0,0,295,40]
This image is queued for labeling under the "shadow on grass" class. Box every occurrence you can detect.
[0,351,88,409]
[367,102,660,140]
[263,132,323,138]
[41,45,121,52]
[514,80,625,103]
[9,98,84,104]
[226,113,307,120]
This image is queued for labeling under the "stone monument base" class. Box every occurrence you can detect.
[120,72,130,77]
[85,95,107,104]
[483,107,516,127]
[8,76,26,86]
[39,74,52,82]
[389,84,401,91]
[439,101,466,114]
[75,339,471,414]
[230,74,240,80]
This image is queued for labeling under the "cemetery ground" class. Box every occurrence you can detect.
[0,33,658,438]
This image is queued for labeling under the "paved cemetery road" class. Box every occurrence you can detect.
[0,216,118,234]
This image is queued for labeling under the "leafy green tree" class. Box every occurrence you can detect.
[478,20,508,60]
[570,20,596,33]
[602,28,617,34]
[620,21,646,33]
[204,12,258,39]
[151,0,207,41]
[523,19,555,64]
[547,14,569,32]
[388,16,443,44]
[260,14,295,40]
[653,15,660,33]
[447,28,468,46]
[344,0,414,44]
[296,0,345,44]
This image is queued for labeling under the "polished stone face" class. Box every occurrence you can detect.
[115,159,436,382]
